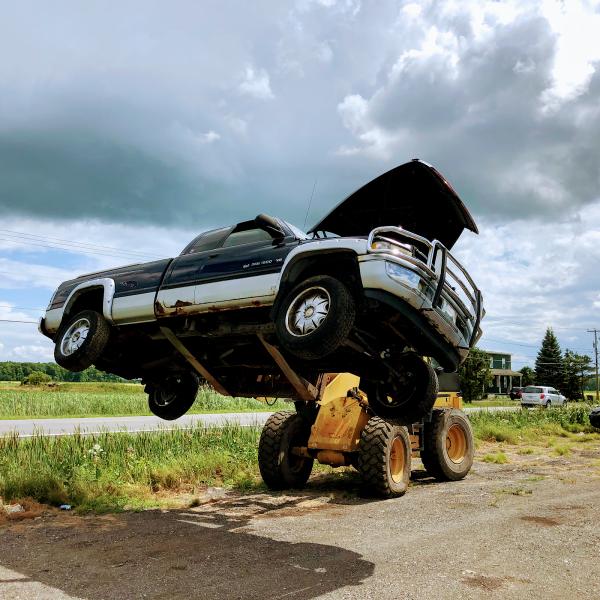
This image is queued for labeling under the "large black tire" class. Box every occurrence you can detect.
[54,309,110,372]
[420,408,474,481]
[275,275,355,360]
[146,372,199,420]
[589,407,600,429]
[357,417,411,498]
[258,411,314,489]
[361,354,439,425]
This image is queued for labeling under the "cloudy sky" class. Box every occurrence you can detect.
[1,0,599,368]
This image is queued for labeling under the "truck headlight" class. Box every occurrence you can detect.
[385,262,421,288]
[439,298,457,323]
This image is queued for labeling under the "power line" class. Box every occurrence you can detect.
[0,228,163,260]
[0,319,38,324]
[0,269,65,284]
[0,236,154,262]
[0,303,45,311]
[483,337,592,354]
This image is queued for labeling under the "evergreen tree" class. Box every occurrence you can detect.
[535,328,564,389]
[519,366,535,386]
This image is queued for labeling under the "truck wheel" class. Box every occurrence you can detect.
[420,408,474,481]
[275,275,355,360]
[146,372,199,420]
[357,417,411,498]
[361,354,439,425]
[54,309,110,372]
[258,411,314,489]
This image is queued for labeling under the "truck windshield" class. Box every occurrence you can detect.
[283,222,309,240]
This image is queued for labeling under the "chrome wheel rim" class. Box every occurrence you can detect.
[60,318,90,356]
[285,286,331,337]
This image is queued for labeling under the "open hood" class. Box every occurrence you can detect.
[308,159,478,249]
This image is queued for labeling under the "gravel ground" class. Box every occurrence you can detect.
[1,443,599,600]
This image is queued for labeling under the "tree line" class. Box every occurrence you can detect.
[0,361,124,383]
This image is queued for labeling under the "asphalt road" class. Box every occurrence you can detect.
[0,406,516,437]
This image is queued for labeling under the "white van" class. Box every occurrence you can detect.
[521,386,566,408]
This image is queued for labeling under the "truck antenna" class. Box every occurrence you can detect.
[303,178,318,231]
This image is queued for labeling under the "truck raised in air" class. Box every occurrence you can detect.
[40,159,483,429]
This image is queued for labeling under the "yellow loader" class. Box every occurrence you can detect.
[258,372,474,498]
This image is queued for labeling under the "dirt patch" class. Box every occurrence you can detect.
[0,498,48,524]
[461,573,505,591]
[520,515,561,527]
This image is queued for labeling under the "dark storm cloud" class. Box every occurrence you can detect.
[335,4,600,220]
[0,1,599,229]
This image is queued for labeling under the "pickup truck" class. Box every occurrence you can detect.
[40,159,484,423]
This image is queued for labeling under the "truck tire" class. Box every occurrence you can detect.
[54,309,110,372]
[146,372,199,420]
[357,417,411,498]
[258,411,314,489]
[420,408,474,481]
[361,353,439,425]
[275,275,355,360]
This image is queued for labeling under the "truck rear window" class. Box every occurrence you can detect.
[181,227,230,255]
[523,386,543,393]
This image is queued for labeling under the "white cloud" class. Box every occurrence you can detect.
[200,130,220,143]
[453,199,600,366]
[0,303,53,362]
[12,344,53,361]
[540,0,600,111]
[296,0,361,15]
[225,115,248,135]
[0,258,75,291]
[238,66,274,100]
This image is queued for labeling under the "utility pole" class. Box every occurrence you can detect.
[588,329,599,401]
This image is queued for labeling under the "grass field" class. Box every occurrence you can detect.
[0,381,288,419]
[0,380,522,419]
[1,405,598,514]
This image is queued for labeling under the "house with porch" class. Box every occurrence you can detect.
[483,351,522,395]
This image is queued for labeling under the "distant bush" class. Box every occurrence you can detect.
[21,371,52,386]
[0,361,125,383]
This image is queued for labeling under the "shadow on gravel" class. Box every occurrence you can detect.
[0,492,375,600]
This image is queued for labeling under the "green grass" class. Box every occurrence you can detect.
[0,425,262,512]
[469,404,597,444]
[0,382,288,419]
[482,452,508,464]
[2,393,599,514]
[464,397,520,408]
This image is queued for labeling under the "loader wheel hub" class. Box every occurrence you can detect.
[390,436,406,483]
[446,424,467,463]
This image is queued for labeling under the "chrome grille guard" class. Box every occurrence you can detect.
[367,226,483,347]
